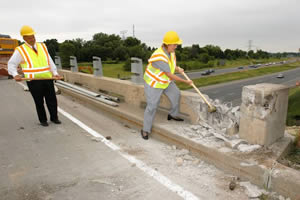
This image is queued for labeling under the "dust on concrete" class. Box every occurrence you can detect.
[0,179,79,200]
[159,143,291,200]
[165,95,264,153]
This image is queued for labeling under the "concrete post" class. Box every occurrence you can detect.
[131,57,143,84]
[93,56,103,77]
[70,56,78,72]
[239,83,289,146]
[54,56,62,69]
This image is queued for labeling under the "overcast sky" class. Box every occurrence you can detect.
[1,0,299,52]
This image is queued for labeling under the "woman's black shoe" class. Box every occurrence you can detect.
[141,130,149,140]
[167,114,184,121]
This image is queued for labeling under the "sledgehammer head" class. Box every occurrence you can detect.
[208,106,217,113]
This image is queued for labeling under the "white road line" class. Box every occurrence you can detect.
[17,82,29,91]
[58,107,200,200]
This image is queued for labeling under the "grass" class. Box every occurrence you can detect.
[281,85,300,171]
[78,58,291,79]
[285,146,300,165]
[78,62,131,78]
[176,61,300,90]
[286,87,300,126]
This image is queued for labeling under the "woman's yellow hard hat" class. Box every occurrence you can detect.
[20,25,35,36]
[163,31,182,45]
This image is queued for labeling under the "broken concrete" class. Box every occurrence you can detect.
[239,83,289,146]
[184,95,240,134]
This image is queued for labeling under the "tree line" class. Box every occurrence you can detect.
[43,32,293,70]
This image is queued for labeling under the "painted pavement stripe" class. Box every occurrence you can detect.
[58,107,200,200]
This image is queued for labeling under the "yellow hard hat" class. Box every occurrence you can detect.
[20,25,35,36]
[163,31,182,45]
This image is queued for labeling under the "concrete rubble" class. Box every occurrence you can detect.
[172,94,263,152]
[173,83,290,152]
[164,143,291,200]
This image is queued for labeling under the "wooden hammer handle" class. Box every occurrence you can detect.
[181,72,214,108]
[21,77,64,81]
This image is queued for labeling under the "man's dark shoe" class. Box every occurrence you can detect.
[51,119,61,124]
[141,130,149,140]
[167,114,184,121]
[40,122,49,127]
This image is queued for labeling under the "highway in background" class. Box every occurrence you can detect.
[192,67,300,106]
[184,60,293,79]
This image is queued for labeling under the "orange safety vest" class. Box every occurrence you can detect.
[144,47,176,89]
[16,42,52,79]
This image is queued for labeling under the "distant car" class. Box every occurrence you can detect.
[276,73,284,78]
[208,69,215,73]
[237,66,244,69]
[201,70,211,75]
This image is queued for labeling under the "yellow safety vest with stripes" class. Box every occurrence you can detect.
[144,47,176,89]
[16,42,52,79]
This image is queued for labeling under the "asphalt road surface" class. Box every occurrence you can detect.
[196,67,300,106]
[0,78,249,200]
[183,60,290,79]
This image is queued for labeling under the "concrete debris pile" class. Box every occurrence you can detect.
[186,95,240,135]
[171,94,263,152]
[169,122,262,152]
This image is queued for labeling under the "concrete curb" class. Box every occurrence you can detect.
[58,86,300,199]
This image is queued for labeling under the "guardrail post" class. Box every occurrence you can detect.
[93,56,103,77]
[70,56,78,72]
[131,57,143,84]
[54,56,62,69]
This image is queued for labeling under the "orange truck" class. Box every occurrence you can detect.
[0,34,18,76]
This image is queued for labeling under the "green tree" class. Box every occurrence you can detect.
[224,49,234,60]
[247,50,255,59]
[203,45,224,59]
[44,39,59,60]
[190,44,200,59]
[114,46,128,61]
[59,42,76,68]
[199,53,210,63]
[124,37,141,47]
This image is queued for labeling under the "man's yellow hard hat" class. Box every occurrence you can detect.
[20,25,35,36]
[162,31,182,45]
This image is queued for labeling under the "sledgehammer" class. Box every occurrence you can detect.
[181,71,217,113]
[21,77,64,81]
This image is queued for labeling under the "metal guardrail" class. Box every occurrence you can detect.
[56,80,119,107]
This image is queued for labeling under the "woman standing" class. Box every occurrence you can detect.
[141,31,193,140]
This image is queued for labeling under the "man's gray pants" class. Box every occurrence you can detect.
[143,82,180,133]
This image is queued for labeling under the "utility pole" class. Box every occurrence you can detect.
[248,40,252,51]
[120,30,127,40]
[133,24,135,38]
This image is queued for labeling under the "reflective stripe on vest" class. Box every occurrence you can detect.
[16,43,52,79]
[144,47,176,89]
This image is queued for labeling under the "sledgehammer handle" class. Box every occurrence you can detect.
[181,72,214,109]
[21,77,64,81]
